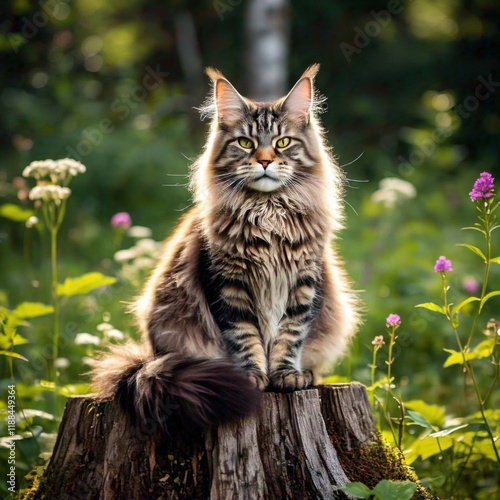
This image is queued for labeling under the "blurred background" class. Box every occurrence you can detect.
[0,0,499,495]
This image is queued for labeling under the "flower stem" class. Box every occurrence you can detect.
[466,201,491,350]
[442,273,499,462]
[370,347,378,407]
[50,225,60,383]
[385,327,396,410]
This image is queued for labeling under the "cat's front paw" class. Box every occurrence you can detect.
[270,368,313,392]
[247,371,269,391]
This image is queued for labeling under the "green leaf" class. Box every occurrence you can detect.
[57,272,117,297]
[372,480,417,500]
[0,203,34,222]
[405,400,445,427]
[419,436,454,460]
[452,296,480,315]
[461,226,486,235]
[415,302,446,314]
[480,290,500,312]
[470,339,496,358]
[430,424,468,438]
[21,409,56,421]
[443,339,495,367]
[366,376,391,393]
[457,244,486,261]
[339,482,372,498]
[12,333,29,346]
[0,350,28,361]
[322,374,351,384]
[406,410,434,430]
[58,383,92,397]
[12,302,54,319]
[443,348,465,367]
[404,436,454,464]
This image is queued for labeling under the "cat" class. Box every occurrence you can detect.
[91,64,360,433]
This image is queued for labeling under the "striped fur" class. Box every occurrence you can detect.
[91,64,361,431]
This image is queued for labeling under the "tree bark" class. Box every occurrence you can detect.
[27,384,432,500]
[245,0,290,101]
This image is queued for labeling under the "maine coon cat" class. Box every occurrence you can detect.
[92,64,360,432]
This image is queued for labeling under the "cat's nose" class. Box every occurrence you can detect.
[259,160,271,170]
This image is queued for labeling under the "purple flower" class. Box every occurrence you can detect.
[469,172,495,201]
[386,314,401,327]
[434,256,453,273]
[462,276,479,294]
[111,212,131,230]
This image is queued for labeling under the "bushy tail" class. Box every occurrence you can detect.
[90,342,261,433]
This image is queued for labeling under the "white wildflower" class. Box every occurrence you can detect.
[135,238,161,256]
[379,178,417,198]
[104,328,125,341]
[55,158,86,177]
[371,177,417,208]
[25,215,39,228]
[23,158,86,180]
[54,357,70,369]
[96,322,113,332]
[75,332,100,345]
[29,185,71,202]
[22,159,57,179]
[114,247,138,262]
[134,257,155,269]
[127,225,152,238]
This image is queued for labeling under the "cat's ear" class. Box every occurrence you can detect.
[206,67,247,124]
[281,64,320,123]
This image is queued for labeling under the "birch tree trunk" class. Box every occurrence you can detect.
[245,0,290,101]
[27,384,432,500]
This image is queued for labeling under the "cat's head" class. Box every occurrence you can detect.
[193,64,341,213]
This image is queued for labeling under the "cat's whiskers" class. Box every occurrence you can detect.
[338,152,364,169]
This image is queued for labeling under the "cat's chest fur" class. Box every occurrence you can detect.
[206,201,324,345]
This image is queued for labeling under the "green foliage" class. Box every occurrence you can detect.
[57,273,117,297]
[369,186,500,499]
[443,338,495,367]
[11,303,54,319]
[415,302,446,315]
[0,203,34,222]
[341,480,417,500]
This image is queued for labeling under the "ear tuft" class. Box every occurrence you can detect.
[205,68,247,124]
[205,67,225,82]
[281,64,320,123]
[300,63,320,81]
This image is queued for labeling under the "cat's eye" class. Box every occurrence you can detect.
[276,137,291,148]
[238,137,254,149]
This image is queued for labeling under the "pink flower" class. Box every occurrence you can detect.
[463,276,479,294]
[386,314,401,327]
[111,212,131,230]
[469,172,494,201]
[434,256,453,273]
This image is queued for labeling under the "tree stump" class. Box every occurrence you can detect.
[28,384,432,499]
